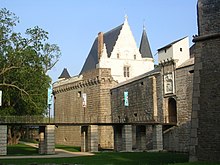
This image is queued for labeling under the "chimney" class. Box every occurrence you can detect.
[98,32,104,61]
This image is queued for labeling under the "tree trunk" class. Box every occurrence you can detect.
[7,126,22,145]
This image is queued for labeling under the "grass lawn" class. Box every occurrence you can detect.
[7,143,38,156]
[1,144,219,165]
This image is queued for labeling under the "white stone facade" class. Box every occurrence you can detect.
[97,18,154,83]
[158,37,190,67]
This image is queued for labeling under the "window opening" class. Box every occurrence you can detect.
[123,66,130,77]
[117,53,120,59]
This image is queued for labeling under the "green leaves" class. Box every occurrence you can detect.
[26,26,48,51]
[0,8,19,34]
[0,8,61,116]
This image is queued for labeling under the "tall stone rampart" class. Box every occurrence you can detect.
[53,68,117,148]
[189,0,220,161]
[163,60,194,152]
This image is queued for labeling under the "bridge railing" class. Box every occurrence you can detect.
[0,116,54,124]
[0,115,113,124]
[0,115,177,125]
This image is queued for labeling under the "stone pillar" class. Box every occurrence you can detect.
[81,126,88,152]
[153,125,163,151]
[0,125,7,155]
[38,126,45,154]
[132,125,137,150]
[146,125,153,150]
[88,125,98,152]
[152,76,158,120]
[45,125,55,154]
[136,125,146,151]
[113,125,122,151]
[122,125,132,151]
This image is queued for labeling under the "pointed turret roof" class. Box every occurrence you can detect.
[58,68,71,79]
[139,28,153,58]
[80,24,123,74]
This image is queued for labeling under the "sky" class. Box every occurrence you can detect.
[1,0,198,83]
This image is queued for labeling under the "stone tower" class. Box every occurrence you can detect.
[189,0,220,162]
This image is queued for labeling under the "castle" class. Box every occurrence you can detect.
[53,15,192,151]
[53,17,154,149]
[53,0,220,161]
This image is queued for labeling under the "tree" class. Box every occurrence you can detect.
[0,8,61,144]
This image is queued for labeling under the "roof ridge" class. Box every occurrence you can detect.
[157,36,188,51]
[103,23,124,35]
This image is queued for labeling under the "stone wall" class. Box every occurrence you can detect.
[111,69,163,124]
[163,61,194,152]
[111,60,194,152]
[54,68,117,148]
[0,125,7,155]
[111,69,164,150]
[189,0,220,161]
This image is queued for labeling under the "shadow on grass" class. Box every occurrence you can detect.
[1,151,189,165]
[3,145,219,165]
[7,143,38,156]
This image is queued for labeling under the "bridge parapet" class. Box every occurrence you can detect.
[0,115,177,125]
[0,115,113,125]
[0,116,53,124]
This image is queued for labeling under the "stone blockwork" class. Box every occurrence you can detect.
[0,125,7,155]
[113,125,122,151]
[111,58,194,152]
[111,68,163,124]
[163,59,194,152]
[45,125,55,154]
[122,125,132,151]
[111,68,164,151]
[81,126,88,152]
[38,125,55,155]
[153,125,163,150]
[87,125,98,152]
[39,126,45,154]
[190,0,220,161]
[136,125,147,151]
[53,68,117,148]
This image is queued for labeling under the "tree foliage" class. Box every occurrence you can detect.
[0,8,61,116]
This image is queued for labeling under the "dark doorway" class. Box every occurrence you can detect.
[168,98,177,123]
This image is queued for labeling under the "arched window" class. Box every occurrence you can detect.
[168,98,177,123]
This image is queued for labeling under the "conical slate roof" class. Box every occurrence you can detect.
[139,28,153,58]
[80,24,123,74]
[58,68,71,79]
